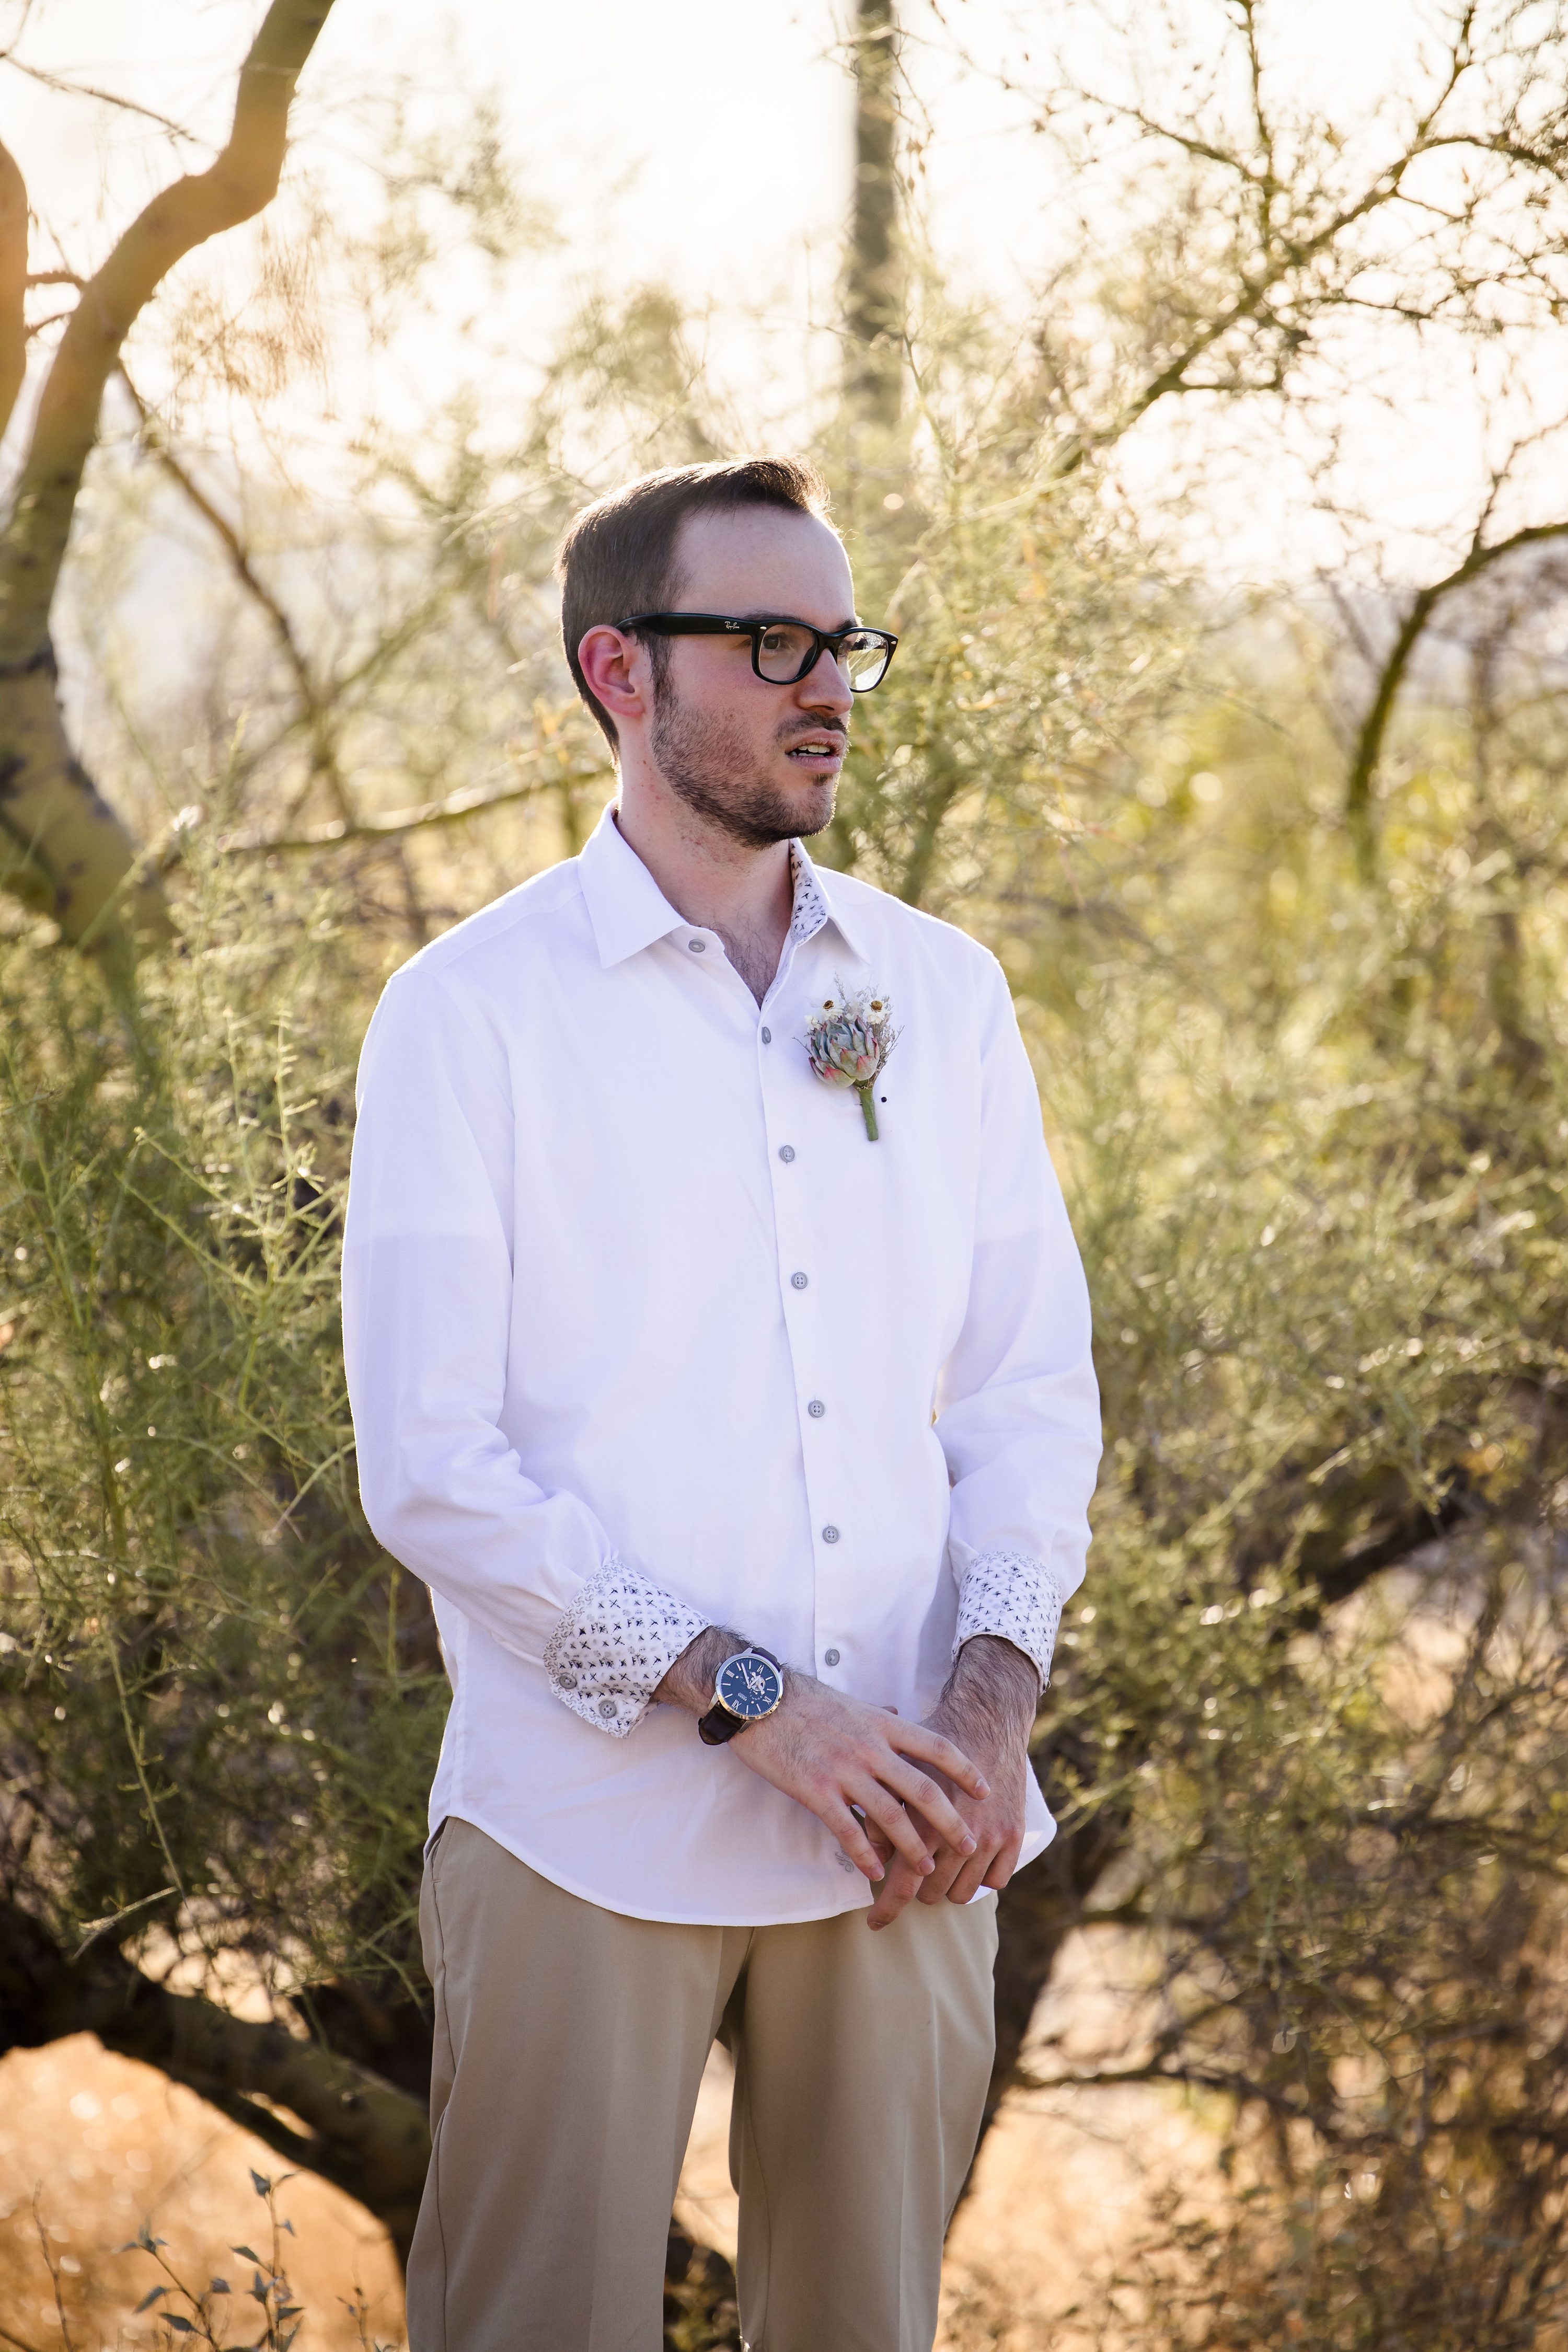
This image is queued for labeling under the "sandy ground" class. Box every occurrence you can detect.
[0,2036,405,2351]
[1,1927,1216,2349]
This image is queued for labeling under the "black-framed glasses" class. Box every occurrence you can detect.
[616,611,898,693]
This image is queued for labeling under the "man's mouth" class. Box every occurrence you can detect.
[785,735,846,767]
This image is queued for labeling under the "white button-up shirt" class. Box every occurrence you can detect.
[342,806,1101,1925]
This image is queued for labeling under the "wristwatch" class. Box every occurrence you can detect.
[697,1645,786,1746]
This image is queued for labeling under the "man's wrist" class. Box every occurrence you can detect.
[942,1634,1040,1750]
[655,1625,748,1717]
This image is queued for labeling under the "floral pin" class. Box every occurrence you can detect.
[804,988,898,1140]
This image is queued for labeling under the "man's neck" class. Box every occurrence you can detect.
[613,792,794,1007]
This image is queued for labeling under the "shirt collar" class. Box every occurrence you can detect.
[578,803,688,968]
[787,838,866,960]
[578,802,867,969]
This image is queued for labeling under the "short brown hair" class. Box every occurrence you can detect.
[555,456,832,749]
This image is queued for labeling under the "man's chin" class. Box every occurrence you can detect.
[786,777,838,837]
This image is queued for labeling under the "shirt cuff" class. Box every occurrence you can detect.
[952,1548,1064,1688]
[543,1557,712,1738]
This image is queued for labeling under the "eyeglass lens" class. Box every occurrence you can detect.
[755,624,891,691]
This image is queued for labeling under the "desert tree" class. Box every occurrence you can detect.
[0,1,337,972]
[915,0,1568,875]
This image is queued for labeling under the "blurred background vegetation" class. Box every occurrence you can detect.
[4,1,1568,2344]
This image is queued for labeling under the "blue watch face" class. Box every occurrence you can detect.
[717,1651,783,1720]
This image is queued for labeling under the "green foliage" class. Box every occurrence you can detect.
[1062,1543,1568,2346]
[1018,635,1568,2344]
[0,861,436,2000]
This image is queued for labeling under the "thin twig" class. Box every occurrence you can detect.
[202,769,608,857]
[32,2190,76,2352]
[0,2320,49,2352]
[3,56,203,144]
[72,1882,178,1962]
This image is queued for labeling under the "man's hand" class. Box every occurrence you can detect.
[656,1629,990,1892]
[865,1635,1040,1930]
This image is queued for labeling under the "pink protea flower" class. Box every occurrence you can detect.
[804,989,897,1140]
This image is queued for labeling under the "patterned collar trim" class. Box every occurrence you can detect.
[788,842,833,945]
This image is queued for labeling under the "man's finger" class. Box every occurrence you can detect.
[915,1844,971,1904]
[944,1833,1011,1905]
[868,1857,923,1929]
[887,1720,989,1801]
[980,1831,1023,1894]
[856,1783,939,1874]
[910,1804,980,1903]
[823,1799,890,1882]
[879,1757,978,1855]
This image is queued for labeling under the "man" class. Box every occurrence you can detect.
[342,455,1101,2352]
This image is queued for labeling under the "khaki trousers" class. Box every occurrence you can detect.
[406,1817,997,2352]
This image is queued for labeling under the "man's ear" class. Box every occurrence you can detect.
[578,626,652,729]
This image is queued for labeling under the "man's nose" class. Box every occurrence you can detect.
[800,643,855,714]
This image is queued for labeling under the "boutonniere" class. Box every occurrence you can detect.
[804,988,898,1140]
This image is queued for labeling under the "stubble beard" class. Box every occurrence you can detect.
[649,689,839,849]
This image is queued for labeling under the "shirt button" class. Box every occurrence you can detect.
[824,1647,841,1667]
[688,938,706,953]
[807,1399,826,1418]
[778,1145,795,1163]
[822,1524,840,1544]
[790,1271,809,1290]
[760,1025,772,1043]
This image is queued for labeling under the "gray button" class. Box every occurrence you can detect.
[790,1271,808,1291]
[807,1398,825,1418]
[822,1524,840,1544]
[760,1025,772,1043]
[778,1145,795,1163]
[688,938,706,953]
[555,1670,578,1689]
[598,1697,618,1718]
[824,1647,840,1667]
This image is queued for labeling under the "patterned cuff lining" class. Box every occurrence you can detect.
[543,1557,712,1739]
[953,1548,1063,1688]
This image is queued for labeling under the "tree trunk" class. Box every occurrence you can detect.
[0,1897,430,2264]
[0,644,169,974]
[0,136,25,442]
[844,0,904,428]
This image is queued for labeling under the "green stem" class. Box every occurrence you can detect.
[856,1081,880,1141]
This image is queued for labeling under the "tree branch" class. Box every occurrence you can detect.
[971,1477,1481,2199]
[0,1894,430,2264]
[2,57,203,145]
[0,1,336,964]
[1044,12,1495,477]
[1017,2053,1312,2124]
[117,367,317,712]
[1345,517,1568,879]
[0,0,337,667]
[207,770,598,857]
[0,1895,742,2325]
